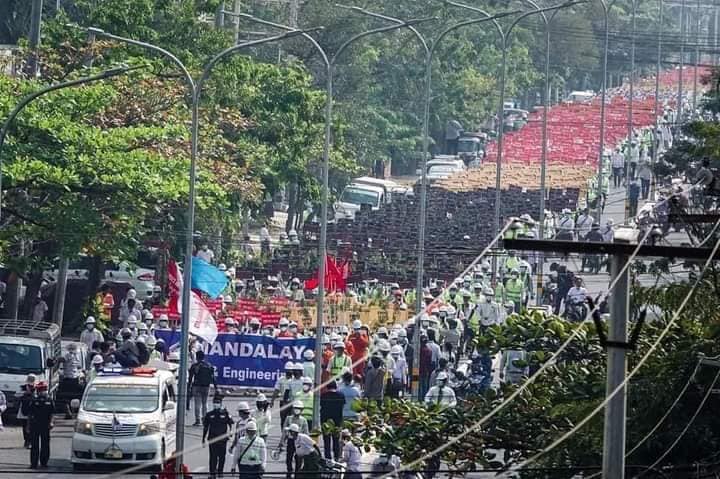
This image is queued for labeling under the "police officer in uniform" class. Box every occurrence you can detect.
[202,395,234,479]
[28,381,54,469]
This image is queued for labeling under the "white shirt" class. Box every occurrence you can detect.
[558,216,574,234]
[424,385,457,408]
[62,351,82,379]
[80,328,104,350]
[391,356,407,381]
[475,301,502,326]
[576,214,594,237]
[294,433,317,457]
[254,409,272,437]
[566,286,587,304]
[197,248,214,263]
[342,441,362,472]
[32,300,48,322]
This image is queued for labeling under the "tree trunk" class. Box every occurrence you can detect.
[21,267,44,320]
[286,182,298,233]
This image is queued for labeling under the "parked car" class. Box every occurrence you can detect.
[43,250,158,300]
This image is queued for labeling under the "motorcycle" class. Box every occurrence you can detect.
[564,298,587,322]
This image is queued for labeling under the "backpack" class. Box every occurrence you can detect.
[193,361,215,387]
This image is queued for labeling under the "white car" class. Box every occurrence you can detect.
[44,253,157,299]
[71,368,177,469]
[424,158,466,182]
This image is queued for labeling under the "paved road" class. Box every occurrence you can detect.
[0,397,296,478]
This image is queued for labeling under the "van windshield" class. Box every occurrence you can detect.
[428,164,458,175]
[457,140,479,153]
[84,384,159,413]
[0,343,43,374]
[340,187,380,207]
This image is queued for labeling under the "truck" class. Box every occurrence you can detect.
[457,133,487,167]
[334,176,410,221]
[0,319,62,411]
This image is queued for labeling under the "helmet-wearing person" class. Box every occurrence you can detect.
[280,402,309,476]
[276,318,293,338]
[348,321,369,377]
[273,362,295,426]
[295,377,315,428]
[288,322,300,338]
[302,349,315,381]
[224,317,239,334]
[327,342,352,381]
[505,268,524,313]
[424,371,457,407]
[156,313,170,330]
[80,316,104,350]
[247,317,261,335]
[254,393,272,440]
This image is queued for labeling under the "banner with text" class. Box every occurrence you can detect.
[154,331,315,388]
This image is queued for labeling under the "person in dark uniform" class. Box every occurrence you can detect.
[28,381,54,469]
[202,395,234,479]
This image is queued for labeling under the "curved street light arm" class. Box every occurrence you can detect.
[0,64,142,223]
[506,2,584,38]
[430,10,520,57]
[86,27,196,92]
[331,18,435,65]
[235,13,330,67]
[443,1,505,38]
[336,5,431,55]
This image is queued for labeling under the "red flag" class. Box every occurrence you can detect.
[304,255,346,292]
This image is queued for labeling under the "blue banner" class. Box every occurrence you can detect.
[154,331,315,388]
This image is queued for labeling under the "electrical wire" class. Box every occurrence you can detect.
[635,368,720,478]
[505,217,720,475]
[383,222,658,479]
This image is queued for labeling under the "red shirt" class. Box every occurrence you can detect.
[349,333,369,361]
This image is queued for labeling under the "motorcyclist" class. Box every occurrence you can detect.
[565,277,588,321]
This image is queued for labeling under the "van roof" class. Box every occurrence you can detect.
[90,369,175,387]
[346,183,384,193]
[352,176,399,189]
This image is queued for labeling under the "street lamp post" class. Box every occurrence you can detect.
[678,0,687,123]
[237,12,429,420]
[652,0,664,200]
[444,0,581,237]
[624,0,638,221]
[85,26,318,471]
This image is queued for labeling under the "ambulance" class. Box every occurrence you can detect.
[71,367,177,469]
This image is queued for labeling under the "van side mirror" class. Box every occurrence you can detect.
[163,401,176,411]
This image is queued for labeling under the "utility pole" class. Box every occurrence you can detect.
[233,0,242,42]
[602,254,630,479]
[28,0,44,77]
[289,0,299,27]
[503,237,720,479]
[678,0,686,123]
[52,257,69,329]
[215,1,226,28]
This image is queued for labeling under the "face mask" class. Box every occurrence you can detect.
[281,326,288,331]
[486,297,492,303]
[213,403,222,410]
[290,327,297,333]
[159,321,168,328]
[293,408,302,416]
[86,324,94,330]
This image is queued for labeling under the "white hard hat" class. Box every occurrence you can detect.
[146,336,157,347]
[144,311,154,320]
[85,316,96,324]
[390,345,403,355]
[483,287,495,296]
[291,277,301,284]
[159,314,169,321]
[378,340,391,352]
[322,335,331,344]
[292,400,304,408]
[285,361,295,370]
[330,333,340,342]
[446,306,456,316]
[303,349,315,360]
[333,342,345,350]
[237,401,250,412]
[127,289,137,299]
[302,376,313,385]
[352,320,362,329]
[127,316,138,325]
[223,295,233,304]
[397,329,407,338]
[340,325,349,334]
[257,393,268,402]
[292,362,304,371]
[245,421,258,431]
[218,263,227,271]
[437,371,448,381]
[279,318,290,327]
[91,355,104,365]
[473,282,483,289]
[138,323,148,331]
[286,423,301,433]
[250,317,261,326]
[377,327,388,335]
[225,318,236,326]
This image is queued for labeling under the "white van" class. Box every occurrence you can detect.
[71,368,177,469]
[334,177,406,221]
